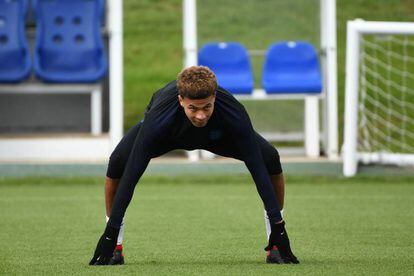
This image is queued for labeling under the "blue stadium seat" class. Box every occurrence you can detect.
[0,0,31,83]
[262,41,322,94]
[33,0,107,83]
[198,42,254,95]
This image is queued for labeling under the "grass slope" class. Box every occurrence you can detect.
[1,175,413,275]
[123,0,414,141]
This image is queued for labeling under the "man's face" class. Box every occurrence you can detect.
[178,95,215,127]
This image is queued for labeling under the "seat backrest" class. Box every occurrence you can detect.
[34,0,107,82]
[198,42,254,94]
[199,42,251,73]
[0,0,30,82]
[262,41,322,93]
[264,41,320,73]
[32,0,105,23]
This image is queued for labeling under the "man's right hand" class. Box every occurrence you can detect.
[89,225,119,265]
[265,221,299,264]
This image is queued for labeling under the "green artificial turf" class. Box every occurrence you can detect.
[1,175,413,275]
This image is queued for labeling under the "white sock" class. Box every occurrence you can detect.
[106,215,125,245]
[264,210,271,240]
[264,209,284,241]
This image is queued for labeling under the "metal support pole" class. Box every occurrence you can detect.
[305,96,320,157]
[324,0,339,159]
[183,0,200,161]
[108,0,124,150]
[91,88,102,135]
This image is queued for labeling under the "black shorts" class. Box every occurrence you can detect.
[106,122,282,178]
[106,122,143,179]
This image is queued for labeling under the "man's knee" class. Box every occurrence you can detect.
[263,148,283,175]
[255,132,283,175]
[105,176,120,187]
[106,152,126,179]
[106,175,120,182]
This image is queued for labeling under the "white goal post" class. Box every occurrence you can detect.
[343,20,414,176]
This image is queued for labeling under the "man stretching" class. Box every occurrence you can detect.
[89,66,299,265]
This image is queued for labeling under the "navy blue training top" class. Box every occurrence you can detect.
[108,81,282,228]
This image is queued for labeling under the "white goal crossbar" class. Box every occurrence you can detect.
[343,20,414,176]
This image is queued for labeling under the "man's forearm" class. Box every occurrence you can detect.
[270,173,285,210]
[105,177,120,216]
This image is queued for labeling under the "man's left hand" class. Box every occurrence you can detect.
[89,225,119,265]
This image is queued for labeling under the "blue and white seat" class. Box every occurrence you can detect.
[33,0,107,83]
[198,42,254,95]
[262,41,322,94]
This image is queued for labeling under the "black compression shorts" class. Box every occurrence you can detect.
[106,122,282,179]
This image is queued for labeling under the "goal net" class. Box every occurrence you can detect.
[343,20,414,176]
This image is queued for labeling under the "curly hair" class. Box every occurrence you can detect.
[177,66,217,99]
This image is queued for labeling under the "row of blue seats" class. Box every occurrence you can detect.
[0,0,107,83]
[198,41,322,95]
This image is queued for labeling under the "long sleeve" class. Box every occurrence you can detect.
[235,114,282,224]
[107,118,156,228]
[106,88,179,228]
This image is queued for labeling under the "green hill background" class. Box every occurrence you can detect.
[123,0,414,143]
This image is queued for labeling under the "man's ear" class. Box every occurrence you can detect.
[178,95,184,107]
